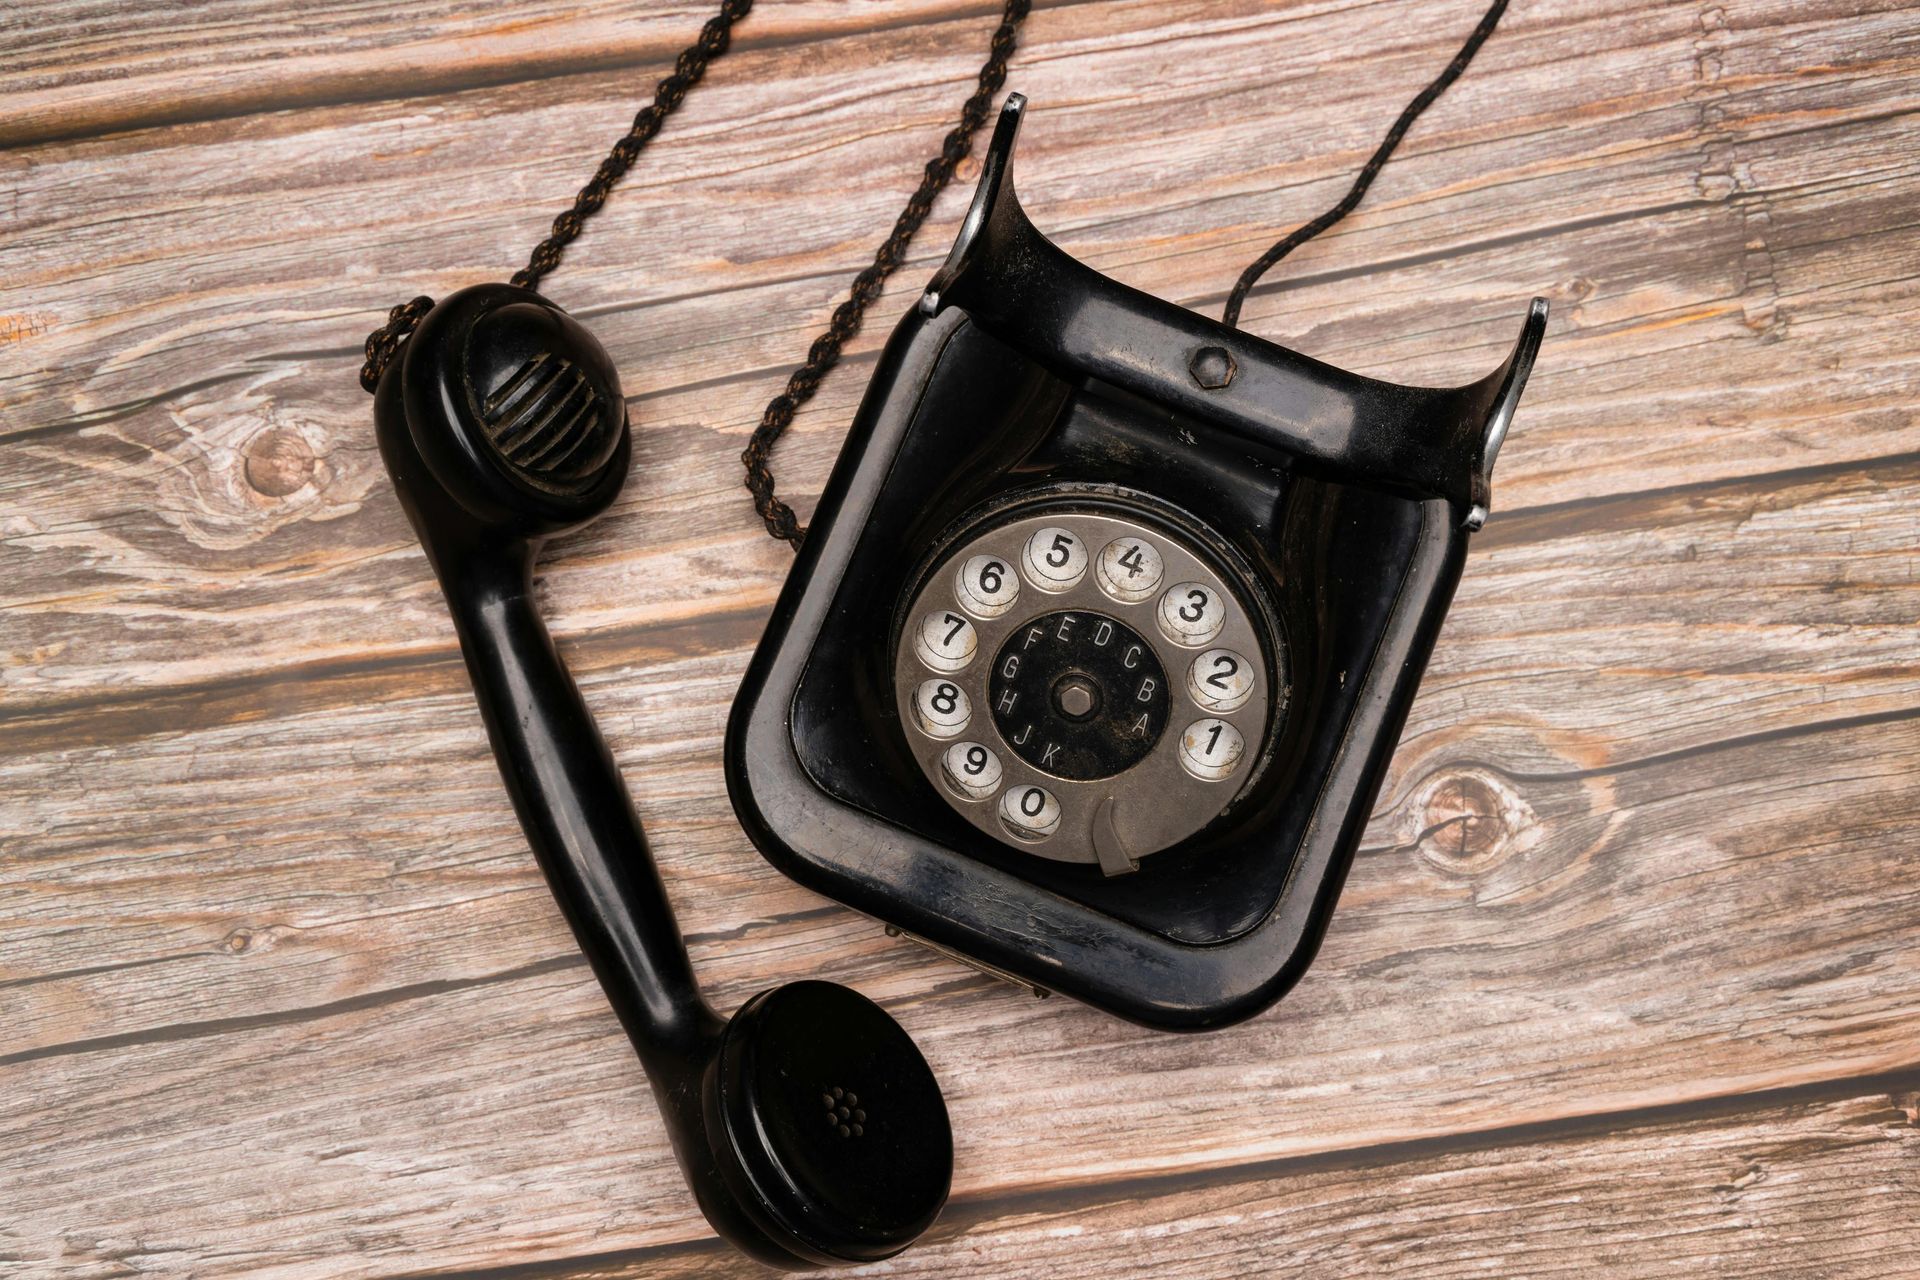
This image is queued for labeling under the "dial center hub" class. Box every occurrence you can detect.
[988,611,1168,781]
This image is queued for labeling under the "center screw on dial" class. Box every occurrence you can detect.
[1052,674,1100,720]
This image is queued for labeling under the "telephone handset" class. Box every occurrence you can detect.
[727,97,1546,1030]
[373,285,952,1269]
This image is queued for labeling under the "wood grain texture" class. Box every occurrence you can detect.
[3,0,1918,1276]
[495,1084,1920,1279]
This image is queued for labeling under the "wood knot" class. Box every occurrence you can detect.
[221,925,279,956]
[1411,769,1531,876]
[242,426,318,497]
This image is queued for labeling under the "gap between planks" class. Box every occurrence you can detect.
[4,443,1915,755]
[0,0,1062,151]
[366,1061,1920,1280]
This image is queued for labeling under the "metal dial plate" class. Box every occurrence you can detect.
[894,509,1281,874]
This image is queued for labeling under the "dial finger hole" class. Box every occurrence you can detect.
[1157,582,1226,648]
[1178,718,1245,781]
[940,741,1002,801]
[915,609,977,673]
[955,554,1019,619]
[1095,536,1164,603]
[1021,526,1088,592]
[998,783,1062,840]
[913,678,971,739]
[1187,648,1254,713]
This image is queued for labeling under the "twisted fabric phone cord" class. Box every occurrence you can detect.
[744,0,1509,545]
[357,0,755,393]
[1220,0,1509,328]
[740,0,1031,549]
[357,0,1506,549]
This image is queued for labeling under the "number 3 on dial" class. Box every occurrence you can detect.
[1157,582,1226,647]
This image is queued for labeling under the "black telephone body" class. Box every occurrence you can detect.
[727,96,1546,1031]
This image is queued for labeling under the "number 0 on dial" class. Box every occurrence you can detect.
[999,783,1062,839]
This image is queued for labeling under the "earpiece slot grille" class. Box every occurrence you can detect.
[479,353,614,488]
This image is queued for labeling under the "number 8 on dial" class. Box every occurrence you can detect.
[914,678,971,738]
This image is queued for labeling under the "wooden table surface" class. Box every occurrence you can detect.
[5,1,1919,1275]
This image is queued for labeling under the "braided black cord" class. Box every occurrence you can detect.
[1220,0,1509,328]
[511,0,755,291]
[739,0,1031,549]
[358,0,1505,553]
[357,0,755,393]
[359,295,435,393]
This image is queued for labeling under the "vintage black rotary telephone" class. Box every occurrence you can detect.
[727,95,1544,1031]
[366,0,1528,1266]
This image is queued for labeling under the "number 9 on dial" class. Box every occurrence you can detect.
[940,741,1002,800]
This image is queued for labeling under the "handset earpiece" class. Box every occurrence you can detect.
[373,283,953,1269]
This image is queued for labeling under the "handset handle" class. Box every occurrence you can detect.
[438,539,721,1063]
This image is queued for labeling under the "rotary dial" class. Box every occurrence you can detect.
[893,507,1282,874]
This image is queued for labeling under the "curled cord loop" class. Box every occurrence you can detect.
[360,0,1512,550]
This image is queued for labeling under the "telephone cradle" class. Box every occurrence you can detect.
[726,95,1547,1031]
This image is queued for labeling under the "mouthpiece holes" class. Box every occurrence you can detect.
[821,1086,866,1138]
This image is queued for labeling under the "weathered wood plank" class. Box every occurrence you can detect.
[0,0,1009,149]
[6,1,1920,1276]
[3,456,1918,1275]
[528,1085,1920,1279]
[7,412,1916,788]
[3,0,1917,718]
[3,711,1915,1273]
